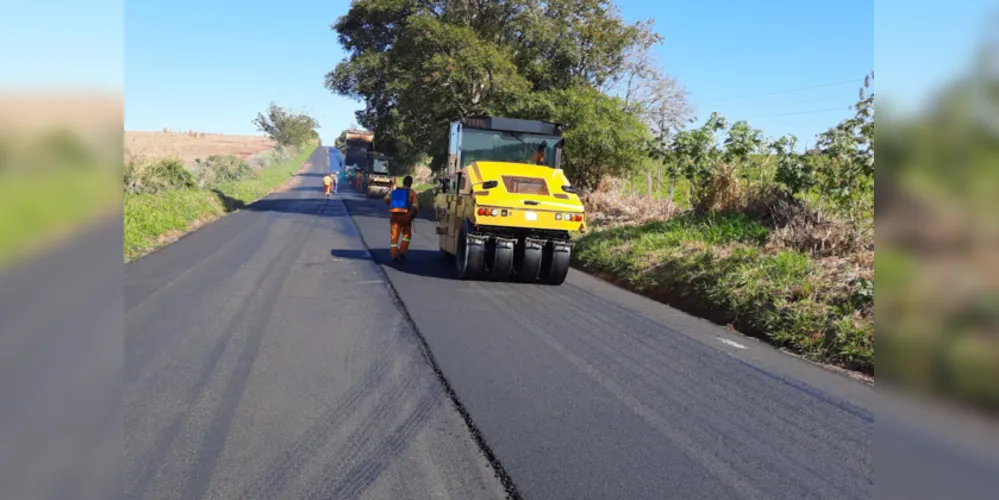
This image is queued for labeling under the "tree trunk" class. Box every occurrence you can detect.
[647,171,653,199]
[667,177,676,217]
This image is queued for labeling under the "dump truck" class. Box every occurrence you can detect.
[343,129,374,170]
[433,116,584,285]
[364,152,393,197]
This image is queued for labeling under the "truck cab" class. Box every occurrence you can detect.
[434,116,584,285]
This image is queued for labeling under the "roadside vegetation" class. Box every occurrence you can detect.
[0,129,119,268]
[123,104,319,262]
[576,79,875,373]
[876,61,999,411]
[326,0,875,375]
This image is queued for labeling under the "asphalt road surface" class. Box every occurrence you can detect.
[1,216,122,500]
[117,146,999,500]
[124,148,506,500]
[341,183,876,500]
[341,169,999,500]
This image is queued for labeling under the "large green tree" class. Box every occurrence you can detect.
[326,0,655,185]
[510,86,650,191]
[252,103,320,148]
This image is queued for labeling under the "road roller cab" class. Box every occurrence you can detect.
[434,116,582,285]
[364,153,393,197]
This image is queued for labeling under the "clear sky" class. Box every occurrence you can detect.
[1,1,124,90]
[113,0,990,145]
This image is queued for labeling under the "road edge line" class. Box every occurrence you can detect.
[339,199,524,500]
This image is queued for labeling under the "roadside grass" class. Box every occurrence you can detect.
[572,211,874,373]
[393,175,433,192]
[0,168,118,268]
[123,145,314,262]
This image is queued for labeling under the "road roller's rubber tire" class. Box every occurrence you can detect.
[455,222,484,280]
[540,243,571,285]
[490,242,514,281]
[516,242,543,282]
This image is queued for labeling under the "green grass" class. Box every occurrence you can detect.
[123,145,314,262]
[573,212,873,372]
[393,175,433,192]
[0,168,119,268]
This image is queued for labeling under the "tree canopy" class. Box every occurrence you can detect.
[326,0,660,189]
[252,103,320,149]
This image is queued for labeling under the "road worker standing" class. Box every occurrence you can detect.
[385,176,419,262]
[323,174,334,197]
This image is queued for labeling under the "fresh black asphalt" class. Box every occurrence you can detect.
[342,180,874,500]
[5,145,982,499]
[123,148,506,499]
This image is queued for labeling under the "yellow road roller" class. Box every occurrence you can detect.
[434,116,584,285]
[365,152,393,198]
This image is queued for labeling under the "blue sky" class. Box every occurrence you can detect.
[1,1,123,90]
[22,0,980,146]
[613,0,873,148]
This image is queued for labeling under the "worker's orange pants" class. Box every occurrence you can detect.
[323,184,332,195]
[389,212,412,259]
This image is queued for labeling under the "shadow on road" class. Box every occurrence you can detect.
[331,247,456,280]
[374,249,457,280]
[330,249,374,260]
[342,198,437,222]
[241,198,350,218]
[284,185,330,193]
[212,189,247,213]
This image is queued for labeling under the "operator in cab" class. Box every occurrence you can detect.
[531,142,547,165]
[384,176,419,262]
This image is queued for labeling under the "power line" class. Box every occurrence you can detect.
[711,96,856,109]
[760,106,854,118]
[701,78,864,106]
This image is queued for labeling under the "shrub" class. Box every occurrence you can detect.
[124,158,195,195]
[247,147,291,169]
[191,154,254,188]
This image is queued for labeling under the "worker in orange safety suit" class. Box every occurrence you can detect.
[323,174,334,197]
[384,175,419,261]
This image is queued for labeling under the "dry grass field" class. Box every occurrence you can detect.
[124,130,278,164]
[0,91,122,135]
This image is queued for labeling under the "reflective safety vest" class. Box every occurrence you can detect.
[388,187,412,213]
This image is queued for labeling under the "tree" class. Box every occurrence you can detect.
[326,0,655,171]
[334,130,348,149]
[671,112,727,212]
[617,19,661,108]
[722,120,763,203]
[638,74,693,191]
[812,72,875,221]
[252,103,320,148]
[512,86,650,192]
[774,134,815,196]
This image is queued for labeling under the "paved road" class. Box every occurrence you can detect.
[341,178,999,500]
[124,148,506,500]
[1,217,122,500]
[342,186,876,499]
[116,145,999,500]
